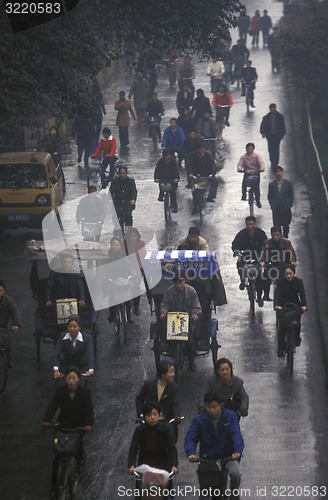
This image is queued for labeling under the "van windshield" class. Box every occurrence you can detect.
[0,164,48,189]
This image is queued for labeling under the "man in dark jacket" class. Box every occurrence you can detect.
[185,392,244,500]
[189,144,219,209]
[154,149,180,212]
[191,88,212,124]
[240,60,258,106]
[109,165,137,227]
[267,166,294,238]
[136,360,181,442]
[231,216,268,306]
[0,280,22,367]
[260,104,286,168]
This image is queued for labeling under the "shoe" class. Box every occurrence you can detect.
[295,337,302,347]
[251,102,256,108]
[134,306,141,316]
[256,201,262,208]
[191,208,198,215]
[263,295,273,302]
[76,460,85,473]
[225,120,230,127]
[239,282,246,291]
[257,297,264,307]
[157,196,164,202]
[171,207,178,213]
[189,362,198,372]
[241,196,246,201]
[206,197,215,203]
[278,351,284,358]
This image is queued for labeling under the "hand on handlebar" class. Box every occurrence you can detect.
[54,370,62,379]
[128,465,135,475]
[231,453,241,460]
[301,306,308,312]
[171,466,179,474]
[188,455,198,462]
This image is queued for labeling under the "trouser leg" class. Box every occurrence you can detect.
[77,145,83,163]
[242,175,246,199]
[281,209,292,238]
[208,177,218,199]
[225,460,241,497]
[253,176,261,203]
[170,184,178,209]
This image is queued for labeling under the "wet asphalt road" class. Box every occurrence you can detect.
[1,0,328,499]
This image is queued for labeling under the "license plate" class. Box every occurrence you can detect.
[7,215,30,221]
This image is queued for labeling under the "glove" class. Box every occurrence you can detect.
[239,408,248,417]
[42,422,50,428]
[83,426,92,432]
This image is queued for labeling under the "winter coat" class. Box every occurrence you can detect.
[274,276,307,309]
[231,227,268,262]
[46,269,86,303]
[162,126,185,149]
[260,111,286,141]
[154,157,180,181]
[52,331,94,373]
[136,379,180,422]
[128,78,150,110]
[0,294,22,328]
[160,284,201,317]
[43,384,94,427]
[92,136,116,158]
[115,98,136,127]
[207,375,249,414]
[268,178,294,214]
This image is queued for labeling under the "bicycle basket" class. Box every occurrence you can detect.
[197,461,228,491]
[53,431,81,456]
[159,183,172,193]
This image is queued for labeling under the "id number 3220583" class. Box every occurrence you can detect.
[5,2,62,14]
[269,485,326,497]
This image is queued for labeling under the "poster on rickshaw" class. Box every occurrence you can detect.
[166,312,189,341]
[56,298,78,325]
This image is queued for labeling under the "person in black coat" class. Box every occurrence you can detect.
[260,103,286,168]
[46,253,86,307]
[240,60,258,106]
[73,115,95,168]
[154,149,180,211]
[128,402,178,478]
[52,316,94,378]
[274,265,308,357]
[176,84,193,116]
[42,366,94,486]
[136,360,181,442]
[109,165,137,227]
[190,88,212,124]
[267,166,294,238]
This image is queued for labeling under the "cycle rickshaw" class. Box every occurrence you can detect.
[144,250,227,381]
[25,240,102,365]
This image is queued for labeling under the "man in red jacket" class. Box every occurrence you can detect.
[92,127,117,188]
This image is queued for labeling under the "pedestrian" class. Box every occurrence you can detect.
[76,186,106,241]
[91,127,117,188]
[124,227,147,315]
[0,279,22,367]
[237,8,251,42]
[267,166,294,238]
[109,165,137,228]
[260,10,272,47]
[240,60,258,107]
[160,274,201,372]
[42,366,94,494]
[90,77,106,143]
[237,143,265,208]
[73,115,95,168]
[207,358,249,419]
[114,91,136,149]
[268,27,281,72]
[184,392,244,500]
[128,72,150,121]
[135,360,181,442]
[249,10,261,47]
[260,103,286,168]
[52,316,94,379]
[38,126,63,167]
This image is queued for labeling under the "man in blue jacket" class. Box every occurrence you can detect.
[162,118,185,168]
[184,392,244,499]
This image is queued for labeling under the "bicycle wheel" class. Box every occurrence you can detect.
[68,456,78,498]
[120,304,127,345]
[113,308,121,337]
[174,342,184,384]
[0,349,8,393]
[164,192,171,223]
[247,282,255,321]
[87,167,101,190]
[248,188,254,217]
[56,459,69,500]
[286,328,294,375]
[151,127,158,151]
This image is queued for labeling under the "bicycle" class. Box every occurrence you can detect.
[107,276,134,344]
[244,174,259,216]
[191,176,210,223]
[202,137,223,168]
[87,157,119,190]
[147,115,162,151]
[214,105,230,141]
[0,329,9,393]
[194,457,231,499]
[158,180,178,222]
[49,424,85,500]
[244,83,255,113]
[277,302,303,374]
[235,253,258,321]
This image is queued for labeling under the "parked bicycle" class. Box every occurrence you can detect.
[0,329,9,393]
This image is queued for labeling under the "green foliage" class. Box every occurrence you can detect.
[0,0,243,145]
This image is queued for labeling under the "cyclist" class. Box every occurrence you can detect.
[240,60,258,107]
[176,84,194,116]
[207,55,225,94]
[259,227,297,301]
[185,392,244,500]
[207,358,249,419]
[196,110,220,155]
[0,279,22,367]
[145,92,164,143]
[91,127,117,188]
[189,143,219,210]
[161,118,185,168]
[76,186,106,242]
[42,366,94,492]
[212,83,234,127]
[178,226,209,251]
[154,149,179,213]
[274,265,308,357]
[183,129,203,186]
[45,253,86,308]
[231,39,249,85]
[178,55,195,96]
[52,316,94,379]
[231,216,268,306]
[109,165,137,228]
[191,88,212,124]
[128,402,179,485]
[125,227,147,316]
[177,107,196,137]
[160,273,202,372]
[135,360,181,443]
[237,142,265,208]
